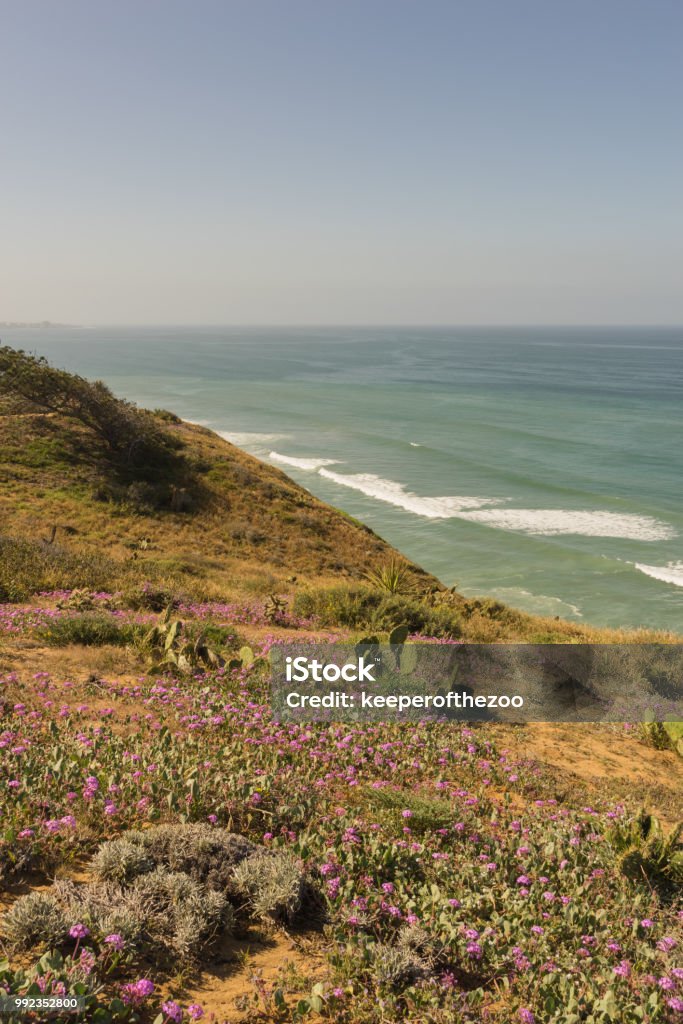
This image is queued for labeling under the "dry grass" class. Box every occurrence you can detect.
[1,408,679,643]
[0,411,415,601]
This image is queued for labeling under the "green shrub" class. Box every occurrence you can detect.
[363,786,454,835]
[372,943,430,988]
[0,535,123,602]
[91,837,154,884]
[293,585,382,628]
[121,581,179,611]
[0,347,199,509]
[37,614,140,647]
[92,824,257,894]
[293,585,461,637]
[126,868,231,958]
[370,595,461,637]
[232,851,305,924]
[641,720,683,757]
[0,346,176,473]
[53,868,232,960]
[1,892,69,951]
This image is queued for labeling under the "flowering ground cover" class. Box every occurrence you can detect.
[0,593,681,1024]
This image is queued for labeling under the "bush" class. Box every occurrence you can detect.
[126,868,231,958]
[292,585,461,637]
[1,892,69,951]
[37,614,140,647]
[363,786,454,835]
[0,347,199,510]
[0,535,123,602]
[372,943,430,988]
[91,824,257,893]
[370,595,461,637]
[137,823,256,892]
[53,868,232,959]
[608,811,683,891]
[91,837,154,884]
[292,585,382,628]
[121,582,179,612]
[232,851,305,924]
[372,924,447,989]
[0,346,176,473]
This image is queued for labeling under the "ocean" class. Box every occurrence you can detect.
[3,325,682,632]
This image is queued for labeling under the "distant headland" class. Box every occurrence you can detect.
[0,320,80,328]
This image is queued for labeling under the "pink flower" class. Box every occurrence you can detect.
[658,936,677,952]
[161,1002,183,1023]
[188,1006,204,1021]
[69,923,89,939]
[104,933,125,951]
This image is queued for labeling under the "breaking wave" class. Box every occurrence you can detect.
[270,452,339,470]
[633,561,683,586]
[317,469,503,519]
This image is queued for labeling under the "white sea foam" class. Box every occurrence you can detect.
[409,442,422,447]
[458,508,675,540]
[317,469,674,540]
[489,588,583,617]
[633,561,683,587]
[218,431,289,446]
[270,451,339,471]
[317,469,503,519]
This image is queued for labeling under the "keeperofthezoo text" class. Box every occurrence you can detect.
[285,691,525,710]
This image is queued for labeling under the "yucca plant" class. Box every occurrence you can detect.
[364,559,415,595]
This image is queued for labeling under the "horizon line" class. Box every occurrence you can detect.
[3,321,683,330]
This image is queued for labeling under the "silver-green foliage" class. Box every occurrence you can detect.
[91,836,154,884]
[1,891,69,951]
[232,850,304,924]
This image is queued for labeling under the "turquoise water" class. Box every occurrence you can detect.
[4,325,682,632]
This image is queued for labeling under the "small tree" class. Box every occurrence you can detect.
[0,345,176,471]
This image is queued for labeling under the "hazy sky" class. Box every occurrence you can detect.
[2,0,682,325]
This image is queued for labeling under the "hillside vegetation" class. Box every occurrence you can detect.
[0,345,678,644]
[0,347,681,1024]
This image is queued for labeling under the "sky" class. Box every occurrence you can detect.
[1,0,682,325]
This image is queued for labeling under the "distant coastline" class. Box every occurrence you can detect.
[0,320,80,329]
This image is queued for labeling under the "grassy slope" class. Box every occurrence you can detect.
[2,395,682,1023]
[0,407,679,643]
[0,409,426,596]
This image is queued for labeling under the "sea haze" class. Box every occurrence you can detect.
[5,325,682,632]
